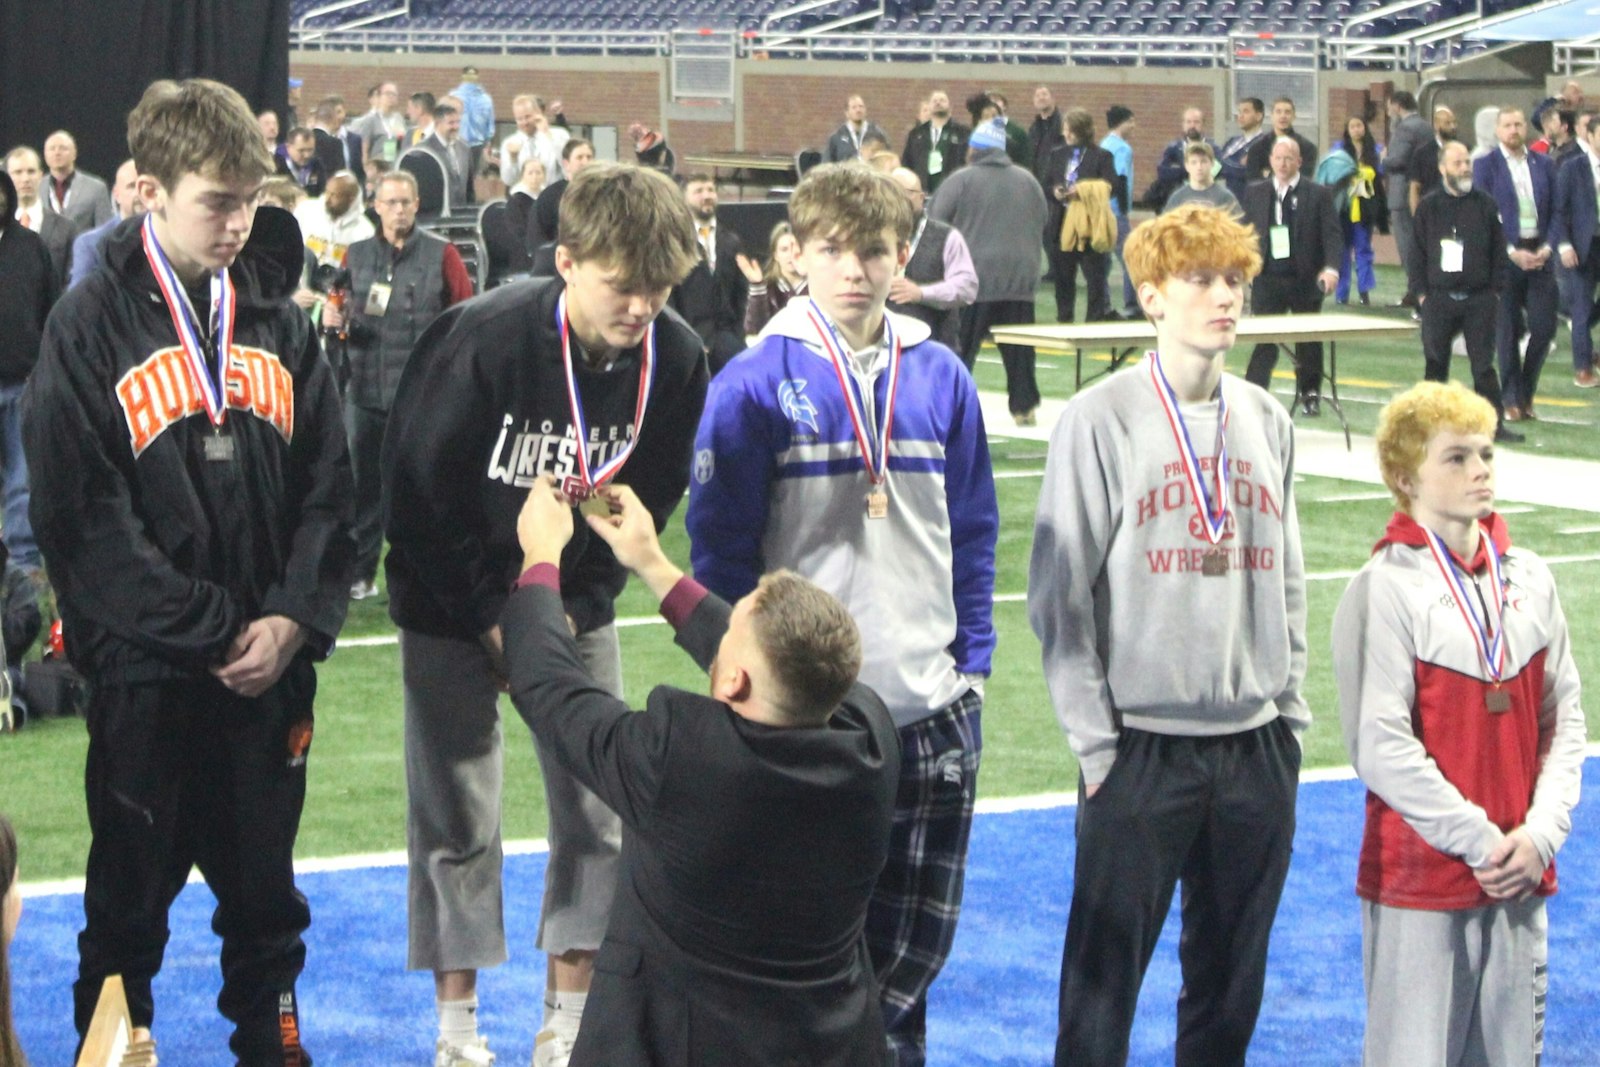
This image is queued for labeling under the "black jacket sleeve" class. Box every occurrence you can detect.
[23,303,243,667]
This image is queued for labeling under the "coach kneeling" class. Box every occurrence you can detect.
[503,478,899,1067]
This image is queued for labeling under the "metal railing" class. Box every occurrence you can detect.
[296,0,409,37]
[288,25,672,54]
[1554,41,1600,75]
[746,30,1236,65]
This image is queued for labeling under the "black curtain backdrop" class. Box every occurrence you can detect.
[0,0,290,184]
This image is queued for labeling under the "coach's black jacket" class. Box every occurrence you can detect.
[382,277,708,641]
[504,576,899,1066]
[23,208,355,683]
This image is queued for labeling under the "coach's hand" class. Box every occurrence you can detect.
[212,615,307,698]
[1473,827,1545,900]
[585,485,682,601]
[518,475,575,571]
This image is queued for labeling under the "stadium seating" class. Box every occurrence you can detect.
[291,0,1535,56]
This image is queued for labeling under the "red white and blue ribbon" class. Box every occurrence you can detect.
[556,291,656,496]
[1149,351,1230,544]
[1423,523,1508,683]
[806,298,901,488]
[140,214,236,428]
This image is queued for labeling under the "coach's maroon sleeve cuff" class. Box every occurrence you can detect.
[514,562,561,592]
[659,576,709,630]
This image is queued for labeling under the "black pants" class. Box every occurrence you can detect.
[1496,262,1558,410]
[346,400,388,584]
[1244,273,1325,398]
[1421,289,1503,412]
[1048,244,1113,323]
[959,299,1039,414]
[1056,718,1299,1067]
[75,667,317,1066]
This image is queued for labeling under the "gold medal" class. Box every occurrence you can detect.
[867,489,889,519]
[579,494,613,519]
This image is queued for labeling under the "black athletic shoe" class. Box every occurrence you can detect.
[1495,424,1525,443]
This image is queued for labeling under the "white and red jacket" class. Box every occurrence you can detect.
[1332,511,1587,910]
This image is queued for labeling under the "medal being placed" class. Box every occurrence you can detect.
[556,292,657,510]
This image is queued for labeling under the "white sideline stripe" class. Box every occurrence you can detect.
[1558,525,1600,534]
[338,550,1600,646]
[24,745,1599,900]
[993,469,1046,480]
[1310,491,1392,503]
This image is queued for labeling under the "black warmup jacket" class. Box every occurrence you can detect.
[22,208,355,683]
[382,277,709,641]
[0,170,59,385]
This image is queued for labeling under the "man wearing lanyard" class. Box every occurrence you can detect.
[1218,96,1268,202]
[381,163,706,1067]
[1029,204,1308,1067]
[825,94,888,164]
[1472,107,1557,423]
[324,170,473,601]
[1333,381,1585,1067]
[1549,112,1600,388]
[688,162,998,1067]
[23,78,354,1064]
[1412,141,1521,441]
[903,90,970,197]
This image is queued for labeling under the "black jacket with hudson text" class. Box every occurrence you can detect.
[23,208,355,683]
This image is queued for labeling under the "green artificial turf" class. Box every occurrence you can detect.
[6,266,1599,881]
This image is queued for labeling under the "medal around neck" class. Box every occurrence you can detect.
[141,214,237,456]
[805,299,902,519]
[1149,352,1231,568]
[556,290,656,505]
[1422,523,1511,709]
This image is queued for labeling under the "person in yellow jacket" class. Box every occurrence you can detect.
[1042,108,1121,322]
[1336,114,1388,305]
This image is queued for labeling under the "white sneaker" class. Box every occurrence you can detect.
[436,1036,496,1067]
[530,1029,574,1067]
[350,578,379,600]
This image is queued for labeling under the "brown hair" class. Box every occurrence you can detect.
[128,79,275,193]
[0,813,22,1067]
[748,571,862,725]
[1375,382,1497,511]
[1123,203,1262,290]
[255,177,305,211]
[556,163,700,290]
[1063,107,1095,146]
[762,221,796,286]
[787,162,912,249]
[1183,141,1216,162]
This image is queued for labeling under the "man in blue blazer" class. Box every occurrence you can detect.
[504,479,900,1067]
[1472,106,1558,421]
[1550,114,1600,387]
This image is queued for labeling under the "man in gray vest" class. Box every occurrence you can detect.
[322,170,474,599]
[886,167,977,352]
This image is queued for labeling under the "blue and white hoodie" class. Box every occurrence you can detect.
[686,301,998,727]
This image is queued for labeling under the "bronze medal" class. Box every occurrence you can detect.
[867,490,889,519]
[1485,687,1512,714]
[1201,548,1229,576]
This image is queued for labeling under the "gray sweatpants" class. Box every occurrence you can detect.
[402,625,624,972]
[1361,897,1547,1067]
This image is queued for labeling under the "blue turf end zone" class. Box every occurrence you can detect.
[13,768,1600,1065]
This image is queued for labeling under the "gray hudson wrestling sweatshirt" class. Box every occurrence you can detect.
[1027,358,1310,785]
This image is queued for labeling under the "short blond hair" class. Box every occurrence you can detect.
[556,163,700,290]
[128,79,275,193]
[1123,203,1262,290]
[748,570,862,725]
[1375,381,1497,511]
[788,162,913,250]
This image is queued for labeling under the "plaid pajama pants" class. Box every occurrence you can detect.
[865,687,984,1067]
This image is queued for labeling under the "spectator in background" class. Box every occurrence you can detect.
[670,173,747,373]
[353,81,407,165]
[501,94,570,189]
[1411,141,1519,439]
[528,137,595,266]
[1247,97,1317,180]
[41,131,112,232]
[1242,136,1342,414]
[1161,142,1241,218]
[69,158,143,289]
[1219,96,1269,201]
[1150,108,1218,211]
[312,96,363,179]
[5,147,76,290]
[887,166,977,351]
[257,176,306,213]
[1332,113,1386,306]
[903,90,970,197]
[3,814,29,1066]
[1101,104,1138,316]
[628,123,673,175]
[325,170,471,602]
[1561,79,1586,114]
[1551,113,1600,388]
[1385,90,1431,309]
[1473,106,1557,422]
[825,94,888,164]
[1543,108,1580,166]
[736,220,808,335]
[276,127,327,198]
[405,91,437,147]
[932,118,1048,424]
[1470,106,1500,161]
[1043,107,1118,323]
[285,76,303,130]
[451,65,496,174]
[258,109,281,149]
[1029,85,1065,188]
[1408,106,1457,215]
[506,157,547,243]
[294,171,372,272]
[423,103,473,209]
[0,169,54,575]
[984,90,1033,171]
